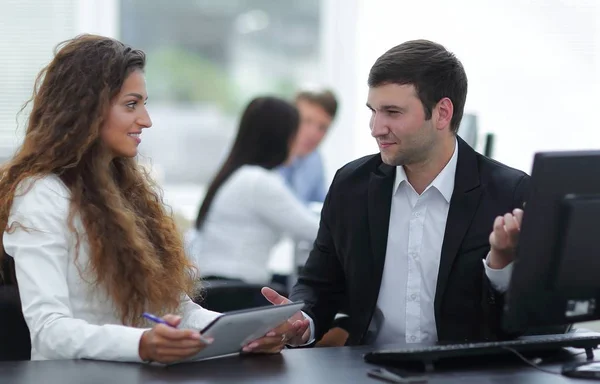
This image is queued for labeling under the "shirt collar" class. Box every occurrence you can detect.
[393,138,458,203]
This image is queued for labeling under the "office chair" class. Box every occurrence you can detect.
[0,255,31,361]
[194,279,288,313]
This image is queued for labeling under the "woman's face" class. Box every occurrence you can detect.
[100,70,152,158]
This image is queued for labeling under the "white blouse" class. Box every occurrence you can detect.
[3,175,219,362]
[187,165,319,284]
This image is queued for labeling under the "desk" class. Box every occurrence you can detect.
[0,346,592,384]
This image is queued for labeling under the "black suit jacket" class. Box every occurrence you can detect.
[290,137,530,345]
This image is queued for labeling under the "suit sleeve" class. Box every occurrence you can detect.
[289,170,346,343]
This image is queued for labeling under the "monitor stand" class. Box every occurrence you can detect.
[562,350,600,380]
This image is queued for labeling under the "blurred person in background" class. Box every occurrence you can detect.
[188,96,319,288]
[278,89,338,204]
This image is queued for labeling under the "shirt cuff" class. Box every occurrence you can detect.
[483,253,513,293]
[298,311,315,345]
[124,327,149,362]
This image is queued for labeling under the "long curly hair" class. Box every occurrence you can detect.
[0,34,197,326]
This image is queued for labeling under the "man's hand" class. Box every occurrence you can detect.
[241,287,311,353]
[138,314,213,364]
[488,208,524,269]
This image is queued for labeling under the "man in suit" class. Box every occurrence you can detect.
[245,39,525,352]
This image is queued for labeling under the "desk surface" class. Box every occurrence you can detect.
[0,346,592,384]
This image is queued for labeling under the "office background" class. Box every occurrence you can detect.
[1,0,598,208]
[0,0,598,277]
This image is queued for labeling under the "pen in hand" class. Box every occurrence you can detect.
[142,312,213,344]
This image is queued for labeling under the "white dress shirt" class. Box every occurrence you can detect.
[305,140,513,345]
[3,175,220,362]
[187,165,319,284]
[374,140,511,346]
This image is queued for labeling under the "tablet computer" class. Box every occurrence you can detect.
[170,301,305,364]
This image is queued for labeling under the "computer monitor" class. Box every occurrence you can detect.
[503,150,600,334]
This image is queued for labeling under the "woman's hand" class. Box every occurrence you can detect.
[138,314,213,364]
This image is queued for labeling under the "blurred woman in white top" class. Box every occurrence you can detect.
[188,97,320,285]
[0,35,288,363]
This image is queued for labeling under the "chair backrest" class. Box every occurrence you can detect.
[194,280,271,313]
[194,279,289,313]
[0,254,31,361]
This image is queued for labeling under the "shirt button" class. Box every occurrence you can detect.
[411,294,417,300]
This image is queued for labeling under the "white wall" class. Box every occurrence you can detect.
[318,0,360,186]
[76,0,119,37]
[323,0,599,176]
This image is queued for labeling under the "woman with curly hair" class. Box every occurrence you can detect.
[0,34,292,363]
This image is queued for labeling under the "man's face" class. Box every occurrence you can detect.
[292,99,333,157]
[367,83,438,166]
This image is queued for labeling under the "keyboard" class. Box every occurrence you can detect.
[364,332,600,366]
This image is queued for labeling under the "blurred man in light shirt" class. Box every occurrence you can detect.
[279,89,338,204]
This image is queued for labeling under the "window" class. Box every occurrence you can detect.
[0,0,77,162]
[119,0,323,189]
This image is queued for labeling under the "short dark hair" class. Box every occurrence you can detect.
[295,89,338,119]
[368,39,467,133]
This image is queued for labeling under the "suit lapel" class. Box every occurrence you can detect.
[367,161,396,304]
[434,138,483,323]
